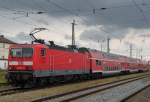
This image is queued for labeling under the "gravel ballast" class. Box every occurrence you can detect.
[72,77,150,102]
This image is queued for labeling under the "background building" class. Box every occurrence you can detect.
[0,35,16,69]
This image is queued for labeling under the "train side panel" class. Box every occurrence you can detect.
[33,47,90,77]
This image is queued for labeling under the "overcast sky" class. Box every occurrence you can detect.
[0,0,150,60]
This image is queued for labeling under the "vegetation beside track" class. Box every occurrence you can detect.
[0,69,7,86]
[0,72,149,102]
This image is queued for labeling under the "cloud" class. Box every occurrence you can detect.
[64,34,72,40]
[36,19,49,25]
[1,0,150,28]
[79,25,129,42]
[1,0,150,42]
[8,32,32,43]
[1,0,150,60]
[80,27,105,41]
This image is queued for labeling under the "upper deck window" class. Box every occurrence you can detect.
[96,60,102,66]
[10,48,33,57]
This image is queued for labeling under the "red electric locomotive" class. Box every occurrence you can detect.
[6,29,149,87]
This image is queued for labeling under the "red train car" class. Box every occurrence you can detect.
[7,43,149,87]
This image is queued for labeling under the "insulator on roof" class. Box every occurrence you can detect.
[49,41,55,46]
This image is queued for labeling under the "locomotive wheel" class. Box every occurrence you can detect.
[91,73,102,79]
[20,84,25,88]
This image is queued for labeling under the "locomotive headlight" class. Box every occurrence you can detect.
[8,67,15,70]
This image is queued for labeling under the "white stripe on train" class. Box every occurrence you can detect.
[9,61,33,65]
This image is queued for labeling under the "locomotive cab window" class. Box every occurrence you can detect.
[41,48,46,56]
[10,48,33,57]
[96,60,101,66]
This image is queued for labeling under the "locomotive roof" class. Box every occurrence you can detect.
[48,44,76,52]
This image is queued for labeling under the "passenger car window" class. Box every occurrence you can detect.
[96,60,101,66]
[41,48,46,56]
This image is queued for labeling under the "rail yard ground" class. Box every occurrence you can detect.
[0,72,149,102]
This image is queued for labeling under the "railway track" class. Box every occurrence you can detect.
[0,73,149,99]
[29,73,150,102]
[120,83,150,102]
[0,87,24,96]
[0,78,92,96]
[0,78,101,96]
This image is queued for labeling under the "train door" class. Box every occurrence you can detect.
[83,55,88,73]
[39,48,47,70]
[89,58,93,73]
[49,55,54,72]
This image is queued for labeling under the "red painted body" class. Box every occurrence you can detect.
[8,44,149,73]
[7,43,149,87]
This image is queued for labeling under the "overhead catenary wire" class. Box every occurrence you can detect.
[39,1,76,35]
[0,14,37,27]
[0,2,146,33]
[46,0,78,16]
[0,3,68,36]
[0,0,150,59]
[0,0,148,30]
[131,0,149,26]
